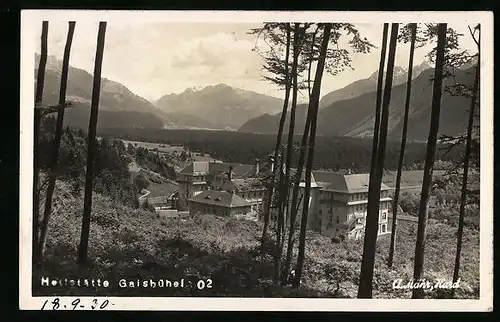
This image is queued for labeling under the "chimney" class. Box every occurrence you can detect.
[228,165,234,181]
[255,158,260,175]
[269,155,275,173]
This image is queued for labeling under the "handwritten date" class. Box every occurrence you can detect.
[41,298,113,310]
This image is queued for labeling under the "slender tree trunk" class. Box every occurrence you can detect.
[37,22,75,262]
[281,27,317,284]
[261,23,292,256]
[283,24,302,228]
[274,145,286,284]
[277,23,302,280]
[412,23,447,299]
[282,103,312,284]
[293,24,331,288]
[368,23,389,186]
[388,23,417,268]
[358,23,398,298]
[77,22,107,265]
[33,21,48,264]
[452,29,480,297]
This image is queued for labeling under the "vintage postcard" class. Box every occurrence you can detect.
[19,10,493,311]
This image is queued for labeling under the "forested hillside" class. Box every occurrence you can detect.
[97,127,464,173]
[239,66,475,141]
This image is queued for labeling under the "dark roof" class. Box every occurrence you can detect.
[178,161,210,175]
[179,161,261,178]
[313,171,390,193]
[220,178,264,192]
[188,190,250,208]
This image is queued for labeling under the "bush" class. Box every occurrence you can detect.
[134,174,150,190]
[399,192,420,215]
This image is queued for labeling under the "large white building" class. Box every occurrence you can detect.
[177,160,392,241]
[176,160,267,217]
[289,171,392,240]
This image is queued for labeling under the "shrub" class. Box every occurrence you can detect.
[134,174,150,190]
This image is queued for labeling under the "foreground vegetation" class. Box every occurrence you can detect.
[33,180,479,299]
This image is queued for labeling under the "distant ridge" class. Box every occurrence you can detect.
[239,65,476,141]
[319,61,433,108]
[155,83,284,130]
[34,54,227,130]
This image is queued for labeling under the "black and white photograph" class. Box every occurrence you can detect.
[19,10,493,311]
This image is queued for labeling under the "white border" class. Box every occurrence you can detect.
[19,10,494,311]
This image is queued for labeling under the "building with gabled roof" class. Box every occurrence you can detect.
[178,158,392,240]
[282,170,392,240]
[176,159,267,212]
[188,190,252,217]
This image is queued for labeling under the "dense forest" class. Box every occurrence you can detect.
[97,127,464,173]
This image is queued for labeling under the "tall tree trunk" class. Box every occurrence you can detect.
[33,21,49,264]
[358,23,398,298]
[37,22,75,262]
[452,27,480,297]
[412,23,447,299]
[388,23,417,268]
[77,22,107,265]
[282,101,312,284]
[283,23,302,228]
[277,23,302,279]
[274,145,286,284]
[281,26,317,284]
[292,24,331,288]
[368,23,389,187]
[261,23,292,256]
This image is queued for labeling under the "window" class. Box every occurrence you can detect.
[382,212,387,221]
[336,216,340,224]
[382,224,386,233]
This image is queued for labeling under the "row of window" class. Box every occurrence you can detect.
[350,202,389,212]
[319,212,386,227]
[241,191,264,199]
[320,191,389,201]
[351,193,368,201]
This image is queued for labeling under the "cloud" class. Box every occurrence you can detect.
[169,32,260,78]
[34,21,478,102]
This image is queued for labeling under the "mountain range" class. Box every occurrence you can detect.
[239,64,476,141]
[35,54,476,141]
[318,61,433,108]
[35,54,284,131]
[155,84,283,129]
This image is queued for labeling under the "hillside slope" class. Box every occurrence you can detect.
[34,178,479,299]
[239,66,475,141]
[319,61,432,108]
[35,54,225,130]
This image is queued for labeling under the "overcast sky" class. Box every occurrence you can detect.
[35,22,478,103]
